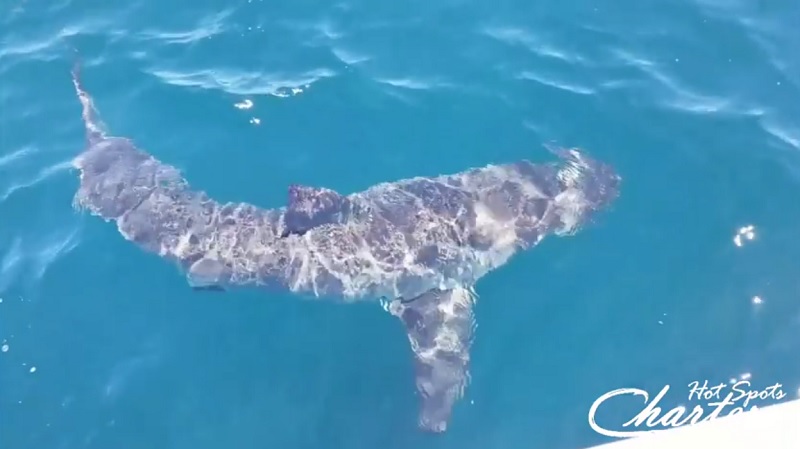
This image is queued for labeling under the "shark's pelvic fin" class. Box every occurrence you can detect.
[387,286,477,433]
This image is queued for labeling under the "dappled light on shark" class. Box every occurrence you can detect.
[68,60,620,432]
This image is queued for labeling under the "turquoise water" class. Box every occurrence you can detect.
[2,0,800,448]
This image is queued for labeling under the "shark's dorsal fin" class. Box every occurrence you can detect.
[386,286,477,432]
[283,184,351,237]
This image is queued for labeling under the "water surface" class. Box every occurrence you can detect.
[2,1,800,448]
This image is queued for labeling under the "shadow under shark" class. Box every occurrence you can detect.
[69,63,620,432]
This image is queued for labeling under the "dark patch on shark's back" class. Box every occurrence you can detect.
[482,180,526,219]
[282,184,352,237]
[369,187,418,227]
[400,179,472,217]
[415,244,442,268]
[511,160,561,198]
[523,197,549,219]
[515,197,552,246]
[363,217,407,265]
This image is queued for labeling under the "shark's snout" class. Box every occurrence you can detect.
[583,159,620,209]
[553,148,620,209]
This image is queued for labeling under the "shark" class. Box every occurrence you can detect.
[69,63,620,432]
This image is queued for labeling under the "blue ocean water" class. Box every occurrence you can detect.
[2,0,800,448]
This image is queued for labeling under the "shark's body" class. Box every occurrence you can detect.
[70,64,620,432]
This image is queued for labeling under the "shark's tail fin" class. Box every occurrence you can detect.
[70,55,107,146]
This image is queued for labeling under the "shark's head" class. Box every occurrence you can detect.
[557,148,620,210]
[541,148,621,235]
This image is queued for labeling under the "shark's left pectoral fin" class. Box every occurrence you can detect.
[386,286,477,432]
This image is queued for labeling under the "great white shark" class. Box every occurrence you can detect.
[69,63,620,432]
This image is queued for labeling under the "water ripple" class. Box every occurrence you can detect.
[0,146,34,169]
[0,237,24,294]
[330,46,371,66]
[515,70,594,96]
[480,25,588,66]
[146,67,336,96]
[137,9,234,45]
[761,118,800,150]
[613,49,731,111]
[374,77,454,91]
[0,226,79,293]
[0,160,73,203]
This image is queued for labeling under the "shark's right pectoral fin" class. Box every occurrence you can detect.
[186,257,229,291]
[191,285,226,293]
[386,286,477,433]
